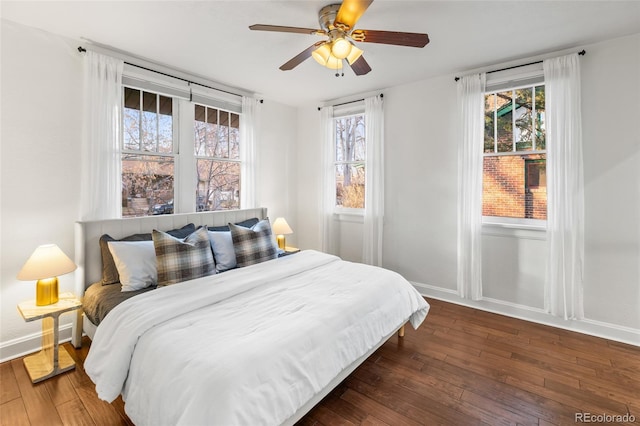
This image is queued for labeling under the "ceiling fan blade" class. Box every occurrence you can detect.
[249,24,325,36]
[349,55,372,76]
[335,0,373,30]
[351,29,429,47]
[279,41,327,71]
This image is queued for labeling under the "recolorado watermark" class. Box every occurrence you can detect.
[575,412,636,423]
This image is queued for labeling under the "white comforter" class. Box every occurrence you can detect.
[85,250,429,426]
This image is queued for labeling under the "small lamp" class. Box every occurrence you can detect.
[17,244,77,306]
[272,218,293,250]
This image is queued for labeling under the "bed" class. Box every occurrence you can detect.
[73,208,429,425]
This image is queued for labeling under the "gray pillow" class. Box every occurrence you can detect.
[229,219,278,268]
[207,217,259,232]
[99,223,196,285]
[153,227,215,286]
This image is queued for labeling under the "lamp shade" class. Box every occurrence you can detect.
[312,43,332,66]
[346,43,364,65]
[272,218,293,236]
[331,38,352,59]
[17,244,77,281]
[325,54,343,70]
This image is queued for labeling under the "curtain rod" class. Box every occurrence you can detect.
[453,50,586,82]
[77,46,263,103]
[317,93,383,111]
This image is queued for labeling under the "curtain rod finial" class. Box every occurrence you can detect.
[77,46,86,53]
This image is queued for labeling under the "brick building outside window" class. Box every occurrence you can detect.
[483,84,547,221]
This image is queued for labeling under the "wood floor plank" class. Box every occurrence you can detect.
[0,398,30,426]
[417,352,579,425]
[74,385,127,425]
[0,361,20,405]
[2,298,638,426]
[340,388,421,426]
[56,398,96,426]
[10,359,62,426]
[44,374,77,407]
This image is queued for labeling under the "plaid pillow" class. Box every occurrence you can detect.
[152,227,215,286]
[99,223,196,285]
[229,219,278,268]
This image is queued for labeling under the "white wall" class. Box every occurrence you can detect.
[295,33,640,343]
[1,20,83,360]
[256,99,298,245]
[0,20,298,360]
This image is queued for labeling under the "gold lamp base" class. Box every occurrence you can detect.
[276,235,286,249]
[36,277,59,306]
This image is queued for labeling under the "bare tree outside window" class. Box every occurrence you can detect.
[335,114,366,209]
[122,87,174,217]
[194,105,241,211]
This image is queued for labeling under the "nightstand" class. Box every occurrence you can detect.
[17,292,82,383]
[279,246,300,257]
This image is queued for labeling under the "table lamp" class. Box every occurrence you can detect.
[17,244,77,306]
[272,217,293,249]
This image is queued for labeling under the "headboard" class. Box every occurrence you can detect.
[74,208,267,296]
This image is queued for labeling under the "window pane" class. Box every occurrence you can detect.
[230,113,240,160]
[216,111,230,158]
[123,87,141,151]
[335,163,365,209]
[157,96,172,153]
[142,92,158,152]
[484,94,495,153]
[496,90,513,152]
[194,105,207,156]
[535,85,546,150]
[122,154,174,217]
[482,153,546,220]
[335,115,365,162]
[515,88,533,151]
[196,160,240,211]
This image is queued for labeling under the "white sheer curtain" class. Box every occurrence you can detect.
[240,96,260,209]
[457,73,486,300]
[362,95,384,266]
[543,53,585,320]
[320,106,336,255]
[81,51,124,220]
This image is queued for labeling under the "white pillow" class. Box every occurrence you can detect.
[207,231,237,272]
[107,240,157,292]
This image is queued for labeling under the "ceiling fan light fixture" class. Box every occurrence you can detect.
[325,54,343,70]
[311,43,331,65]
[346,43,363,65]
[331,37,352,59]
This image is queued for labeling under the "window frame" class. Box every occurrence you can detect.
[482,79,547,229]
[193,103,242,212]
[121,86,178,217]
[119,67,244,217]
[332,104,366,216]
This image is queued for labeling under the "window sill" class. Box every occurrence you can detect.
[482,217,546,240]
[333,208,364,223]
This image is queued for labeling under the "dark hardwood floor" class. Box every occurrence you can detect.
[1,298,639,425]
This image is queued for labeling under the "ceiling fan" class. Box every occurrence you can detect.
[249,0,429,76]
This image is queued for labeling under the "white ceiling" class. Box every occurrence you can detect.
[2,1,639,106]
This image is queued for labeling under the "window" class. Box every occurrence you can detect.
[334,113,366,210]
[120,74,245,218]
[194,105,241,211]
[122,87,175,217]
[483,84,547,221]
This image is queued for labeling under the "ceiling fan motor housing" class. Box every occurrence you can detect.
[319,4,342,31]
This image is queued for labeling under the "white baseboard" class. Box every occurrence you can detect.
[413,281,640,347]
[0,323,73,363]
